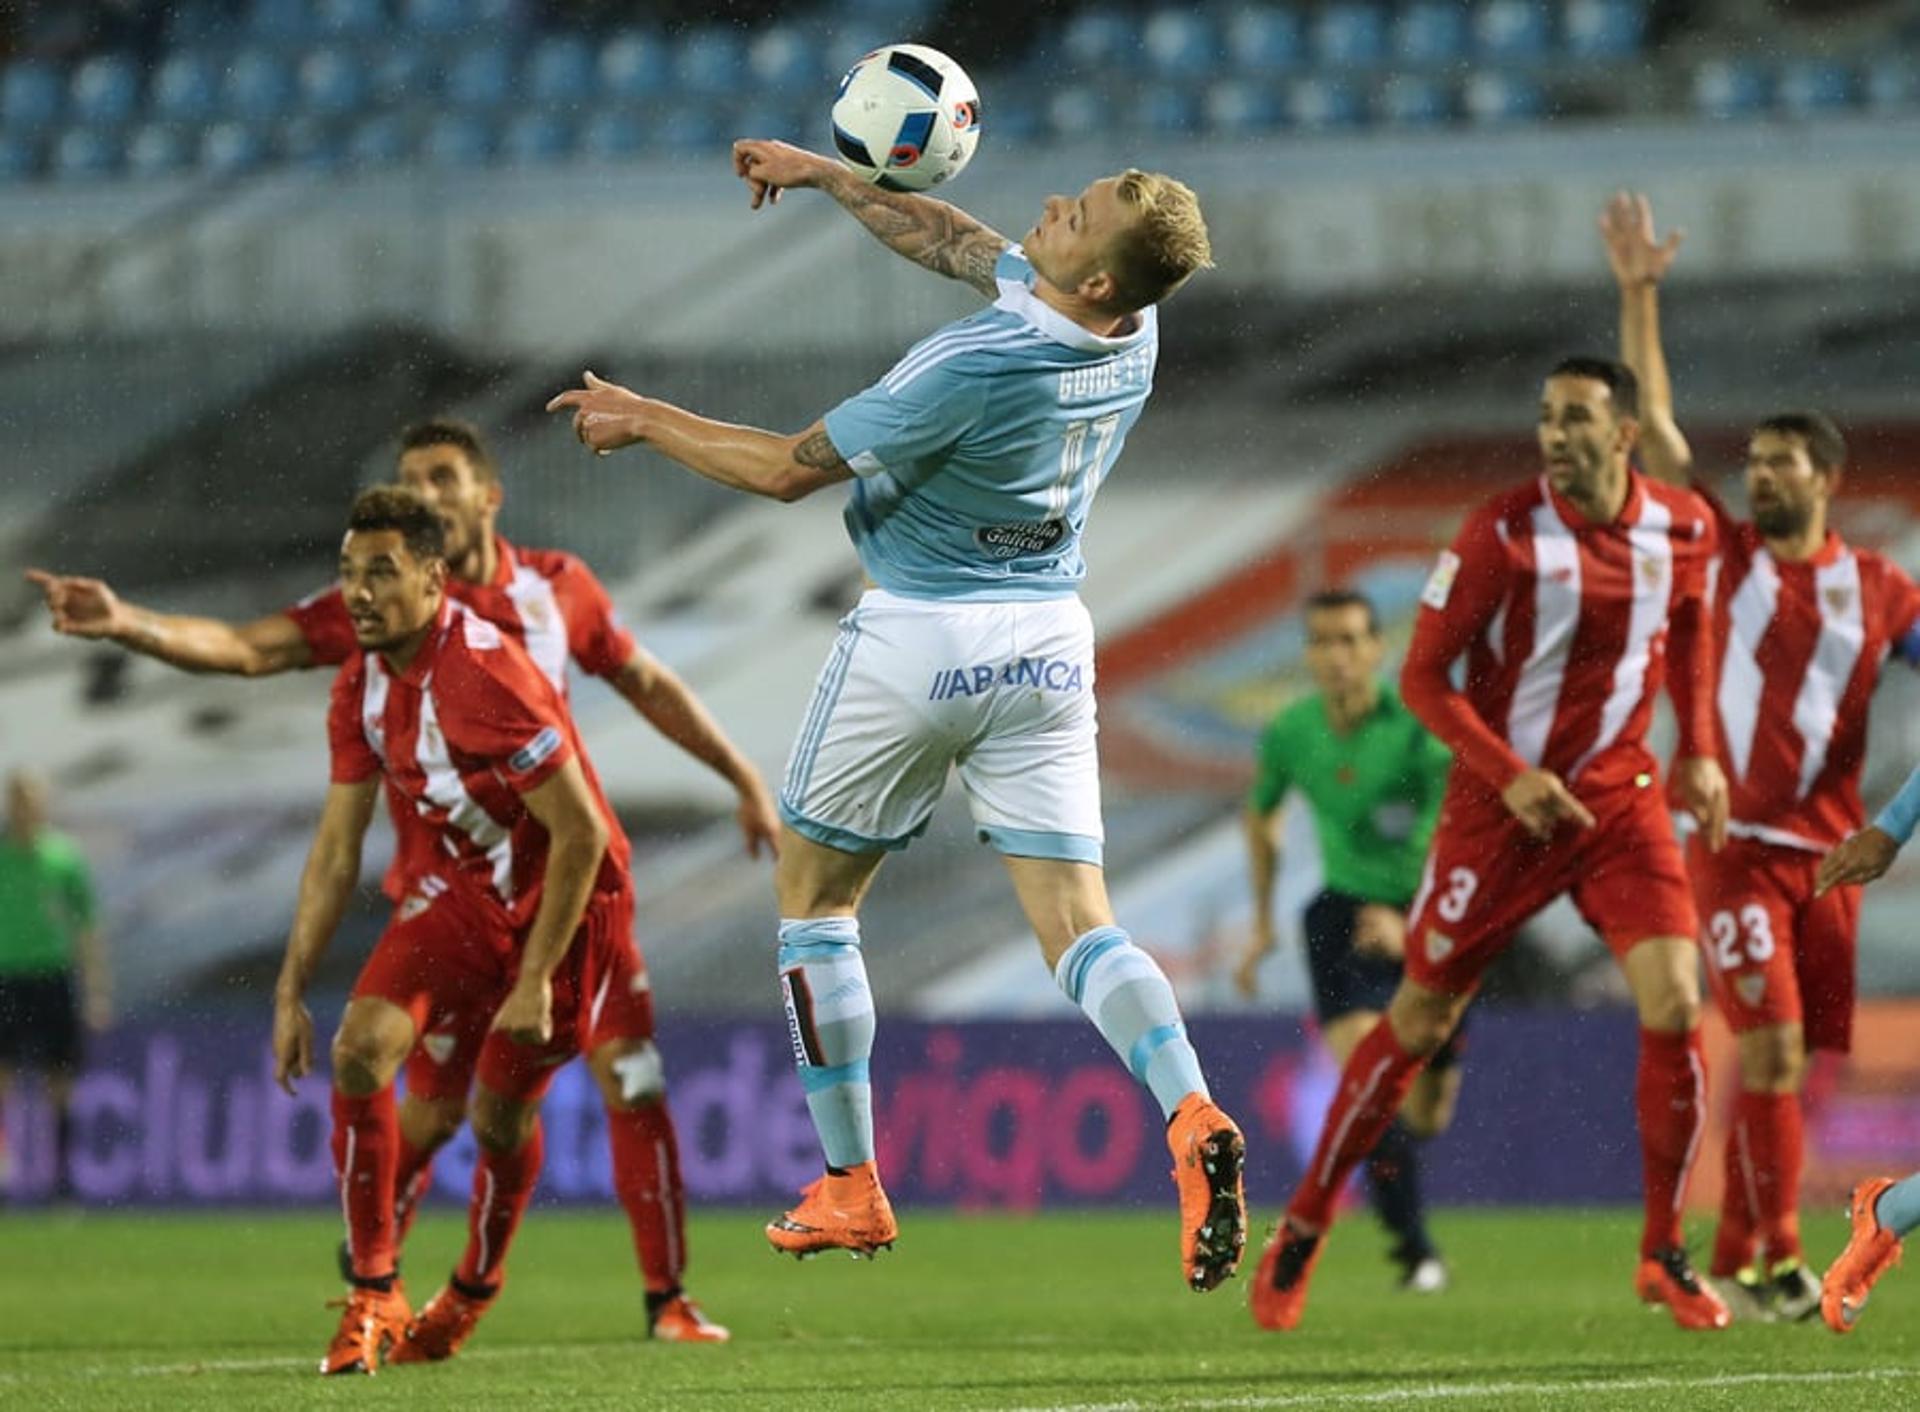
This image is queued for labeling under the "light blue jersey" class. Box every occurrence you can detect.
[823,247,1159,601]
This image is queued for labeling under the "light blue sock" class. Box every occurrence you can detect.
[1875,1171,1920,1238]
[1055,925,1208,1120]
[777,916,875,1169]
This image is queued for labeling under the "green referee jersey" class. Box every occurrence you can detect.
[0,829,95,976]
[1250,687,1452,908]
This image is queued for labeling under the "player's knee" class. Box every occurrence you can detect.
[404,1095,466,1147]
[330,1027,403,1096]
[594,1039,667,1110]
[1740,1028,1806,1092]
[468,1089,538,1153]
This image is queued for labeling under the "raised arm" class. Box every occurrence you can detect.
[272,779,378,1091]
[1599,191,1693,486]
[732,138,1011,298]
[25,569,314,677]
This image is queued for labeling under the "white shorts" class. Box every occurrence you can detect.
[779,589,1103,864]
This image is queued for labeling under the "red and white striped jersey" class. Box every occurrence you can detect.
[1703,491,1920,851]
[327,600,631,926]
[1404,472,1718,803]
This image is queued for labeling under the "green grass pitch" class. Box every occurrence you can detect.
[2,1206,1915,1410]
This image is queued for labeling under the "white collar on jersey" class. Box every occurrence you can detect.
[996,245,1158,354]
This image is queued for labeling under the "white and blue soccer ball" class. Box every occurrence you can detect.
[830,43,980,193]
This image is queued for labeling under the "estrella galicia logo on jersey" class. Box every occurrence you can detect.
[509,726,562,775]
[929,656,1086,701]
[975,520,1066,560]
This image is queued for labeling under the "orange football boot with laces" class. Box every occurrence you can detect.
[1167,1094,1247,1292]
[650,1292,731,1343]
[319,1284,411,1375]
[1249,1221,1324,1331]
[766,1161,898,1258]
[388,1279,496,1364]
[1635,1247,1731,1330]
[1822,1177,1905,1333]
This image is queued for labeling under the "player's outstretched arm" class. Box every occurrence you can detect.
[25,569,313,676]
[494,758,610,1045]
[611,648,779,858]
[1237,803,1284,998]
[546,372,854,502]
[733,138,1010,297]
[1599,191,1692,486]
[1818,764,1920,895]
[272,779,377,1092]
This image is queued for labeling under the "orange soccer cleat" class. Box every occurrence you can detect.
[1167,1094,1247,1293]
[319,1284,412,1375]
[1822,1177,1905,1334]
[387,1279,497,1364]
[766,1161,899,1259]
[1635,1247,1731,1331]
[650,1292,731,1343]
[1249,1221,1324,1331]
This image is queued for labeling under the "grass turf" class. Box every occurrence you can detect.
[0,1205,1914,1410]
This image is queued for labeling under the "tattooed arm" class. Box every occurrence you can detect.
[733,138,1011,298]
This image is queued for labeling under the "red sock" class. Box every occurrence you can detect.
[1711,1118,1759,1278]
[1636,1028,1707,1259]
[1285,1019,1426,1233]
[393,1135,435,1248]
[1738,1090,1803,1266]
[608,1100,688,1295]
[454,1121,544,1290]
[331,1088,399,1281]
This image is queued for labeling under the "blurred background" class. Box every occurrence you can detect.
[4,0,1920,1216]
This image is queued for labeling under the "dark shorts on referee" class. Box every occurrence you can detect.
[0,971,83,1073]
[1304,889,1466,1072]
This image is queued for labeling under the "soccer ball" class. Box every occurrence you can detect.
[830,44,980,193]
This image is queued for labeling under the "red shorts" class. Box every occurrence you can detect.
[1688,834,1859,1052]
[350,877,516,1103]
[1406,777,1698,994]
[476,886,655,1103]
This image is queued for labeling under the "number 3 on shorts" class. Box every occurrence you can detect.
[1435,866,1479,924]
[1708,905,1775,970]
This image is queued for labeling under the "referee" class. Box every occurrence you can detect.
[1237,589,1464,1292]
[0,770,109,1201]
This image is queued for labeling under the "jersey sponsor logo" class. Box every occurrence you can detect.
[975,519,1067,560]
[421,1033,456,1065]
[508,726,562,775]
[1057,346,1152,403]
[1421,550,1461,610]
[1734,973,1768,1007]
[1425,931,1454,963]
[929,656,1087,701]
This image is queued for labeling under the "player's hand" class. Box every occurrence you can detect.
[24,568,132,639]
[271,993,315,1095]
[1671,755,1730,852]
[1353,904,1407,961]
[736,776,781,859]
[491,977,554,1045]
[732,138,835,209]
[1234,919,1278,999]
[1500,768,1597,840]
[1598,190,1683,289]
[1815,826,1901,897]
[545,371,648,456]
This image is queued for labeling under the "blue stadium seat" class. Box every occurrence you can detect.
[224,50,295,123]
[1377,73,1453,126]
[277,113,345,168]
[1060,10,1139,73]
[346,113,412,166]
[655,101,723,153]
[316,0,385,39]
[1562,0,1645,60]
[1692,59,1768,120]
[1286,76,1363,129]
[2,62,65,133]
[371,43,436,106]
[499,111,571,165]
[422,112,493,167]
[985,94,1041,144]
[576,108,647,161]
[51,125,120,181]
[527,34,596,108]
[1204,78,1282,135]
[401,0,467,34]
[1864,56,1915,111]
[1224,5,1303,73]
[1133,82,1202,134]
[599,32,669,103]
[0,132,40,182]
[1046,84,1104,140]
[1314,5,1388,70]
[152,52,221,124]
[166,3,230,48]
[733,98,807,143]
[748,25,821,90]
[1142,10,1218,80]
[1394,3,1469,68]
[298,46,368,116]
[248,0,313,44]
[1775,60,1856,118]
[69,55,142,128]
[447,44,515,112]
[1462,70,1545,123]
[200,120,266,175]
[125,123,194,177]
[674,28,748,98]
[1474,0,1553,62]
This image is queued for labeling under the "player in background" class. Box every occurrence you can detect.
[1813,767,1920,1331]
[1236,589,1461,1293]
[26,420,760,1342]
[1603,190,1920,1320]
[1248,354,1733,1333]
[547,137,1248,1293]
[0,769,110,1202]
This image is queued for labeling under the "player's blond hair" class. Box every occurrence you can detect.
[1105,170,1214,311]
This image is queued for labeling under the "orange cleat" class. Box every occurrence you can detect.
[1167,1094,1247,1292]
[1249,1221,1324,1331]
[319,1284,411,1375]
[650,1292,731,1343]
[1635,1247,1731,1331]
[766,1161,898,1259]
[1822,1177,1905,1334]
[387,1279,496,1364]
